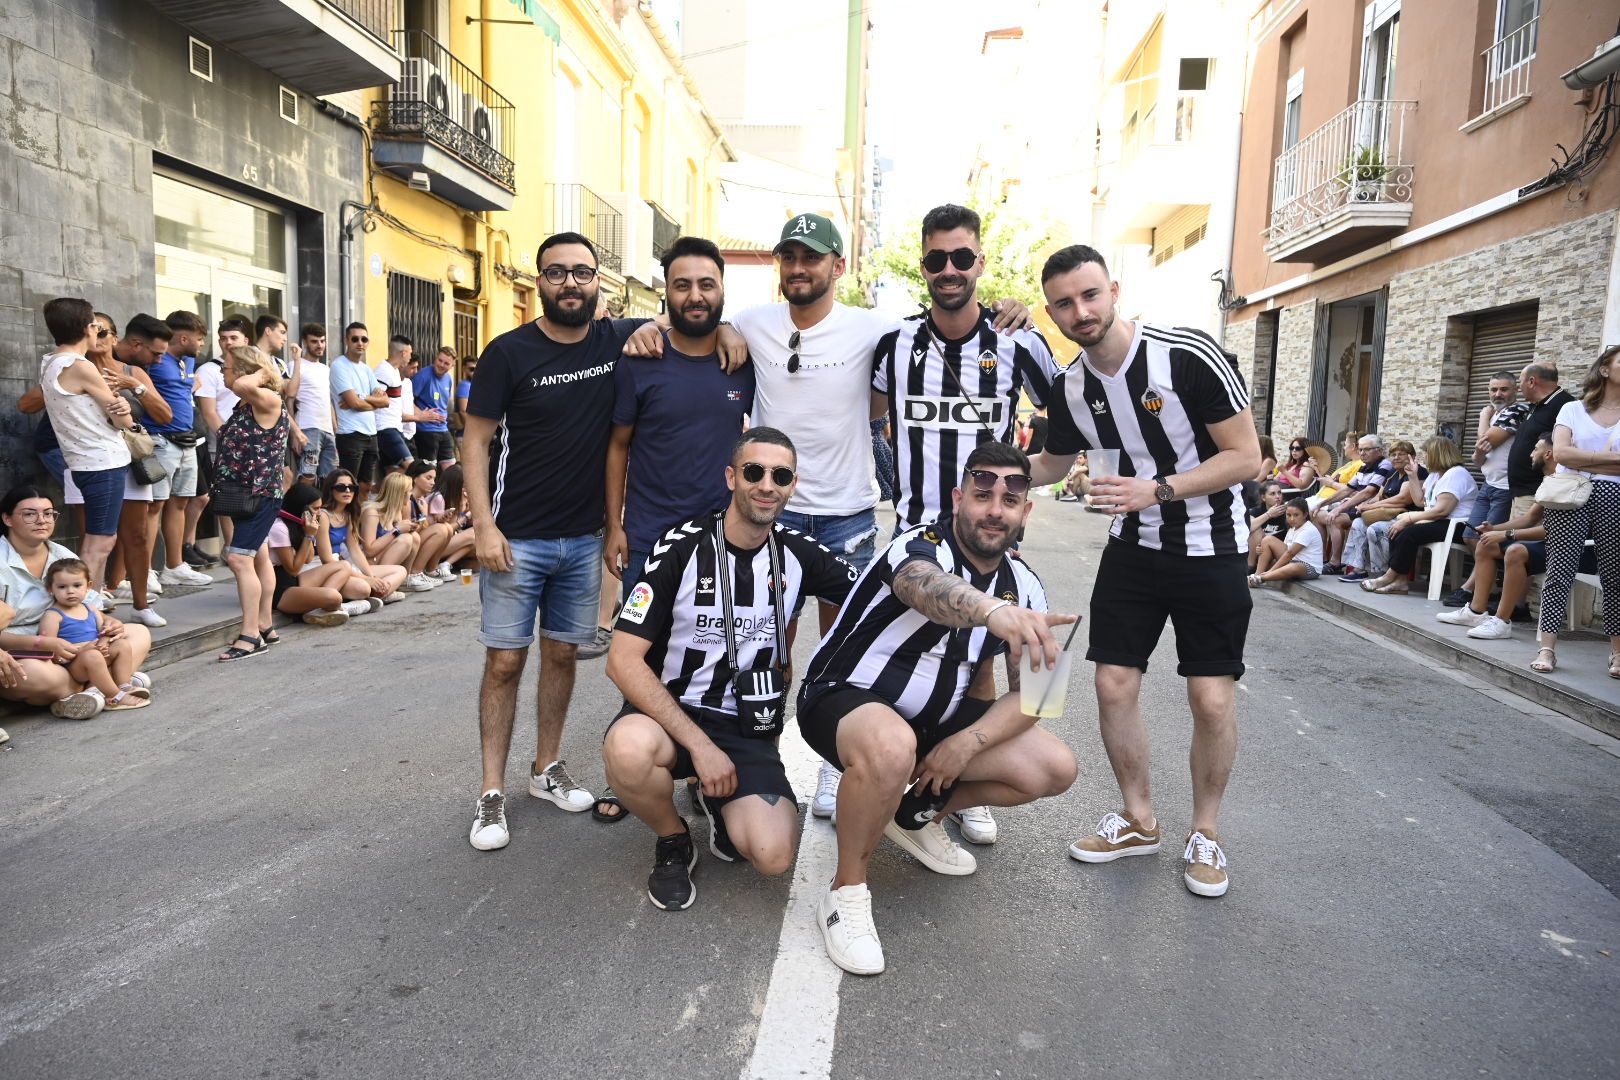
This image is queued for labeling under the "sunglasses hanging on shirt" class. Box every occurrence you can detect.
[787,330,801,373]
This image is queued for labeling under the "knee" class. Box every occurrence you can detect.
[225,552,254,573]
[748,837,795,878]
[847,728,916,780]
[1094,665,1139,707]
[602,721,655,771]
[484,648,527,682]
[1505,546,1528,567]
[1043,745,1079,797]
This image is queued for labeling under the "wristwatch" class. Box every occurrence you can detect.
[1506,529,1515,542]
[131,383,146,397]
[1153,475,1176,504]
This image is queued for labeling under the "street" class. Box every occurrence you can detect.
[1,504,1617,1080]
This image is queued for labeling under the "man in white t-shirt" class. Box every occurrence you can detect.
[373,335,416,473]
[294,322,337,479]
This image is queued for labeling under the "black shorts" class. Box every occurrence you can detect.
[414,429,455,464]
[194,440,215,493]
[1087,539,1251,678]
[796,681,991,772]
[607,701,796,811]
[336,432,379,486]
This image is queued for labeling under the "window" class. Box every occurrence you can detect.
[1359,0,1400,102]
[513,284,533,325]
[1283,70,1304,150]
[388,270,444,360]
[1496,0,1538,42]
[1178,58,1211,92]
[553,68,579,182]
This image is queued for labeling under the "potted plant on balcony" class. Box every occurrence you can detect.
[1344,145,1388,202]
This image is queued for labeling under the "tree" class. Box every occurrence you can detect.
[870,202,1053,312]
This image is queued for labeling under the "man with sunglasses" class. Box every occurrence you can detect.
[797,441,1077,974]
[331,321,389,501]
[602,428,857,909]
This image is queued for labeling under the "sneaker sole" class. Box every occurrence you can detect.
[1067,839,1161,863]
[947,811,997,845]
[811,801,836,820]
[50,693,103,720]
[1184,871,1229,897]
[528,780,593,812]
[882,822,975,876]
[648,848,700,911]
[302,610,350,627]
[469,828,510,851]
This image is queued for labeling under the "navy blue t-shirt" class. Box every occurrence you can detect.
[613,340,754,551]
[468,318,646,540]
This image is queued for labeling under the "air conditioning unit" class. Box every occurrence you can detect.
[466,101,502,152]
[399,57,458,119]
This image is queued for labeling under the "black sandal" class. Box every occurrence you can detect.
[217,635,265,663]
[261,629,281,646]
[592,788,627,823]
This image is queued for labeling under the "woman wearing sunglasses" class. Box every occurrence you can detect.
[1273,437,1319,498]
[358,472,444,592]
[320,469,406,602]
[265,483,375,626]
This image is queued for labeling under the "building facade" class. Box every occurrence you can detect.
[1222,0,1620,451]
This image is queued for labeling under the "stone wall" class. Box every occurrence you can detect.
[1221,316,1257,396]
[1271,303,1318,441]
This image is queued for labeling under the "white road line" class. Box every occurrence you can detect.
[742,725,842,1080]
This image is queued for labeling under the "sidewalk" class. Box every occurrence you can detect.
[1281,575,1619,738]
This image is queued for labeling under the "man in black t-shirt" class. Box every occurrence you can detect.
[1506,362,1573,516]
[465,231,650,853]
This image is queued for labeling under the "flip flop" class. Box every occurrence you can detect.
[592,788,627,823]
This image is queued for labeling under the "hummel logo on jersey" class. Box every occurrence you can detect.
[1140,387,1164,415]
[699,576,713,591]
[977,348,998,373]
[1090,399,1108,415]
[789,215,817,236]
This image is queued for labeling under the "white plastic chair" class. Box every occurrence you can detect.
[1418,518,1469,602]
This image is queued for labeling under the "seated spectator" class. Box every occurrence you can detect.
[320,469,407,602]
[1338,440,1427,581]
[412,461,475,575]
[0,486,154,719]
[1273,436,1318,497]
[1311,431,1365,503]
[1248,498,1322,586]
[1255,435,1277,483]
[1313,434,1391,572]
[359,472,445,592]
[36,558,149,709]
[1246,480,1288,571]
[1359,436,1478,595]
[266,483,375,627]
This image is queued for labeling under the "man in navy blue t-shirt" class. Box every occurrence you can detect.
[605,236,754,601]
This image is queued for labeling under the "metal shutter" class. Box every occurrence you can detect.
[1461,304,1537,446]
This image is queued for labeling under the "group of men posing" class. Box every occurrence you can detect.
[460,206,1261,976]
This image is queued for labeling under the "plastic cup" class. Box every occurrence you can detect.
[459,568,474,585]
[1020,650,1074,718]
[1088,448,1120,479]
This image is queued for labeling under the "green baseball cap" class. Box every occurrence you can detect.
[773,213,844,257]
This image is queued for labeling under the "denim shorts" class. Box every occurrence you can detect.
[299,428,337,479]
[150,436,199,499]
[776,507,877,617]
[226,494,283,557]
[478,532,604,649]
[377,428,413,468]
[72,464,127,535]
[1465,484,1513,538]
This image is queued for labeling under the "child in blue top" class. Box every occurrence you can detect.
[37,558,149,711]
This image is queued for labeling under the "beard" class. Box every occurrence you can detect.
[953,509,1019,562]
[928,274,976,312]
[670,298,724,338]
[782,272,832,307]
[734,491,785,527]
[540,285,599,327]
[1066,304,1117,349]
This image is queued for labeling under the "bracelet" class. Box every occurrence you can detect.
[982,599,1013,625]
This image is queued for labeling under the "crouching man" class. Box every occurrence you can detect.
[603,428,858,909]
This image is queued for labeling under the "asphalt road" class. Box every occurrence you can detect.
[1,500,1617,1080]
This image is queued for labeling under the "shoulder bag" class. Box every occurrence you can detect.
[1536,426,1618,510]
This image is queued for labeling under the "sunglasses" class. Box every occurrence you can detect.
[787,330,801,373]
[923,247,978,274]
[95,328,113,339]
[541,265,598,285]
[349,336,368,344]
[740,462,796,487]
[331,483,357,493]
[964,469,1032,495]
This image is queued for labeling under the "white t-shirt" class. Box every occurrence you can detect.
[730,302,889,515]
[1424,465,1479,520]
[193,361,239,426]
[293,359,334,433]
[1555,400,1620,483]
[373,360,405,432]
[1284,522,1323,573]
[40,351,131,472]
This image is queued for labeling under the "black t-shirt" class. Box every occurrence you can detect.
[1380,463,1427,502]
[1507,388,1573,497]
[1026,414,1048,455]
[467,318,647,539]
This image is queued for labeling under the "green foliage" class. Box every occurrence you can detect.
[836,276,873,309]
[870,202,1052,312]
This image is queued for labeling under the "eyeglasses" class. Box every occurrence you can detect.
[741,462,796,487]
[349,336,368,344]
[15,508,59,522]
[787,330,801,373]
[922,247,978,274]
[331,483,357,493]
[541,265,598,285]
[964,469,1032,495]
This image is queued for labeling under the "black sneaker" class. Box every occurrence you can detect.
[182,543,215,568]
[694,788,738,863]
[578,626,612,661]
[1441,587,1473,608]
[1511,602,1533,624]
[648,826,697,910]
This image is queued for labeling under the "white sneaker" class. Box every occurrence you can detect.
[949,805,998,845]
[882,819,977,876]
[381,590,405,604]
[529,759,594,812]
[302,608,350,627]
[1436,607,1488,627]
[341,600,373,617]
[469,790,510,850]
[112,580,134,600]
[158,564,211,587]
[811,760,841,819]
[147,569,165,595]
[403,572,435,592]
[437,561,455,578]
[128,671,151,691]
[818,883,884,975]
[50,687,105,720]
[127,605,167,628]
[1467,615,1513,640]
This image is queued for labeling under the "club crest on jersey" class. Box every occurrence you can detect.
[1140,386,1165,416]
[921,528,942,544]
[1090,399,1108,415]
[621,582,654,624]
[977,348,998,373]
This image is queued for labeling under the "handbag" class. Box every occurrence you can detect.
[714,515,790,739]
[211,477,263,519]
[1359,506,1405,525]
[1535,472,1592,511]
[121,424,167,486]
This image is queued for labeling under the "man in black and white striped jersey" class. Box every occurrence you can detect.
[870,203,1061,846]
[797,442,1078,975]
[602,428,859,911]
[1029,245,1261,900]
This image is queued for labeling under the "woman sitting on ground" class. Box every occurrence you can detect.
[1359,436,1478,595]
[1339,440,1427,581]
[266,482,375,627]
[1273,436,1319,498]
[0,486,154,718]
[359,472,444,592]
[36,557,148,709]
[1249,498,1323,586]
[320,469,406,603]
[420,462,477,573]
[1247,480,1288,571]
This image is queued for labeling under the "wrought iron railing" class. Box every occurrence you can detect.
[1266,98,1416,250]
[322,0,397,45]
[373,29,516,190]
[648,201,681,262]
[1481,15,1538,116]
[548,184,625,273]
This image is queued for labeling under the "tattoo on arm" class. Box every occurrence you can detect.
[891,561,987,627]
[970,729,988,747]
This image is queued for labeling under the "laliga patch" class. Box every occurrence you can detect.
[621,581,654,624]
[1139,386,1164,416]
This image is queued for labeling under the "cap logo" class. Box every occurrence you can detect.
[790,216,817,236]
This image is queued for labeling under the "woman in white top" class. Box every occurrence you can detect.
[1534,346,1620,677]
[1248,498,1322,586]
[1360,436,1477,595]
[39,298,135,601]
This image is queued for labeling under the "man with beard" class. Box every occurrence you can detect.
[293,323,337,481]
[797,441,1077,974]
[602,429,858,908]
[1028,245,1260,900]
[149,311,213,588]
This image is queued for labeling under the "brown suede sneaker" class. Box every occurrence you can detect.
[1182,829,1229,897]
[1068,811,1161,863]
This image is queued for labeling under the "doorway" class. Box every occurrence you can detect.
[1309,290,1386,447]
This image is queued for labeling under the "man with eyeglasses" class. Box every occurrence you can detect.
[797,441,1077,974]
[330,321,389,501]
[1310,434,1392,573]
[147,311,213,589]
[602,428,857,909]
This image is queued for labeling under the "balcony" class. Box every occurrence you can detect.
[648,201,681,262]
[145,0,401,95]
[548,184,625,274]
[1465,16,1538,130]
[1264,99,1417,264]
[371,30,516,212]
